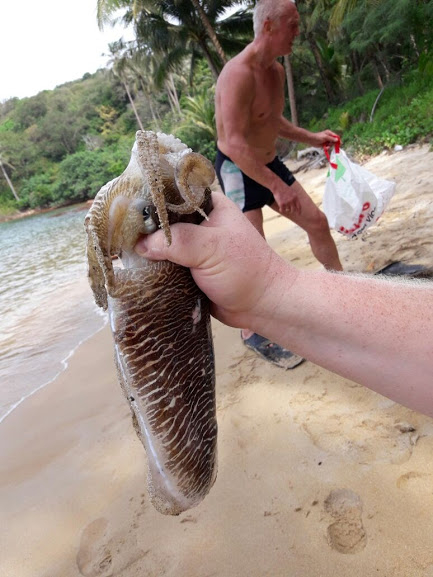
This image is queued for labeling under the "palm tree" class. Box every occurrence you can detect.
[329,0,361,30]
[302,0,362,33]
[128,48,186,123]
[297,0,340,103]
[164,71,184,116]
[189,0,228,64]
[180,88,217,139]
[127,49,164,126]
[97,1,251,81]
[106,39,145,130]
[131,1,225,80]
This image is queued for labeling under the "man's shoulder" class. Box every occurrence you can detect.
[218,53,254,86]
[224,51,251,72]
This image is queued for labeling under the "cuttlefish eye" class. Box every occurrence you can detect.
[140,203,157,234]
[143,205,152,221]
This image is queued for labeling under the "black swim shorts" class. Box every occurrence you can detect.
[215,148,296,212]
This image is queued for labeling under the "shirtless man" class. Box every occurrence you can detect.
[214,0,343,368]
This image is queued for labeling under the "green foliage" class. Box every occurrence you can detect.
[18,173,55,209]
[12,93,48,129]
[179,90,216,139]
[51,142,132,205]
[175,124,217,163]
[0,195,18,217]
[0,70,139,214]
[418,51,433,80]
[173,68,217,163]
[2,0,433,218]
[310,72,433,155]
[0,119,16,132]
[338,110,351,131]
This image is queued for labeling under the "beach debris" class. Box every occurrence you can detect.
[375,261,433,278]
[293,147,328,172]
[276,137,296,161]
[85,130,217,515]
[296,146,322,160]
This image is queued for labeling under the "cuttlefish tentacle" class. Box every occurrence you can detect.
[135,131,215,244]
[135,130,173,244]
[168,152,215,217]
[85,130,218,515]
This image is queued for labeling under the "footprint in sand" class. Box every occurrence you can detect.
[324,489,367,554]
[292,389,419,465]
[76,518,113,577]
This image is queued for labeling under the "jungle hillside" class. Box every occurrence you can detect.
[1,0,432,218]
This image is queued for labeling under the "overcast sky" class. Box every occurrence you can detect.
[1,0,133,101]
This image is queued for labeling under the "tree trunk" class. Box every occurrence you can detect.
[0,161,20,201]
[370,87,385,122]
[148,95,161,128]
[307,36,337,104]
[371,59,384,90]
[190,0,228,66]
[199,40,220,80]
[123,79,145,131]
[376,51,390,83]
[350,51,365,95]
[165,74,182,116]
[283,55,298,126]
[410,34,420,59]
[137,80,161,128]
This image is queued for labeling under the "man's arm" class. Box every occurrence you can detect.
[260,265,433,416]
[278,116,339,148]
[136,192,433,418]
[276,64,339,147]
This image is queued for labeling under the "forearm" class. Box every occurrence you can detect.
[278,119,339,149]
[278,118,316,145]
[249,266,433,416]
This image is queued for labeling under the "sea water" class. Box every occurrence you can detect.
[0,205,108,423]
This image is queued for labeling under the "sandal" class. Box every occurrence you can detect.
[242,333,304,370]
[375,261,432,278]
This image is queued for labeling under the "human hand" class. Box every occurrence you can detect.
[135,192,297,328]
[273,181,302,215]
[310,130,340,148]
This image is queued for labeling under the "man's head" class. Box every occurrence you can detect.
[253,0,299,52]
[253,0,296,36]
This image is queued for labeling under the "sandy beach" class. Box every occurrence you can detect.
[1,144,433,577]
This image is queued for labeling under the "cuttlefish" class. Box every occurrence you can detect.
[85,131,217,515]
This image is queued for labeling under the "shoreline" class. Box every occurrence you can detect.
[0,320,107,426]
[1,142,430,224]
[1,145,432,577]
[0,199,91,223]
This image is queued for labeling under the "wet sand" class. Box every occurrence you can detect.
[1,144,433,577]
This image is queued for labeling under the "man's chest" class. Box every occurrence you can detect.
[250,67,285,124]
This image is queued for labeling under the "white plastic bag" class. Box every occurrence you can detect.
[322,142,396,239]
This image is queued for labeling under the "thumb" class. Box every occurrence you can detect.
[135,221,214,269]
